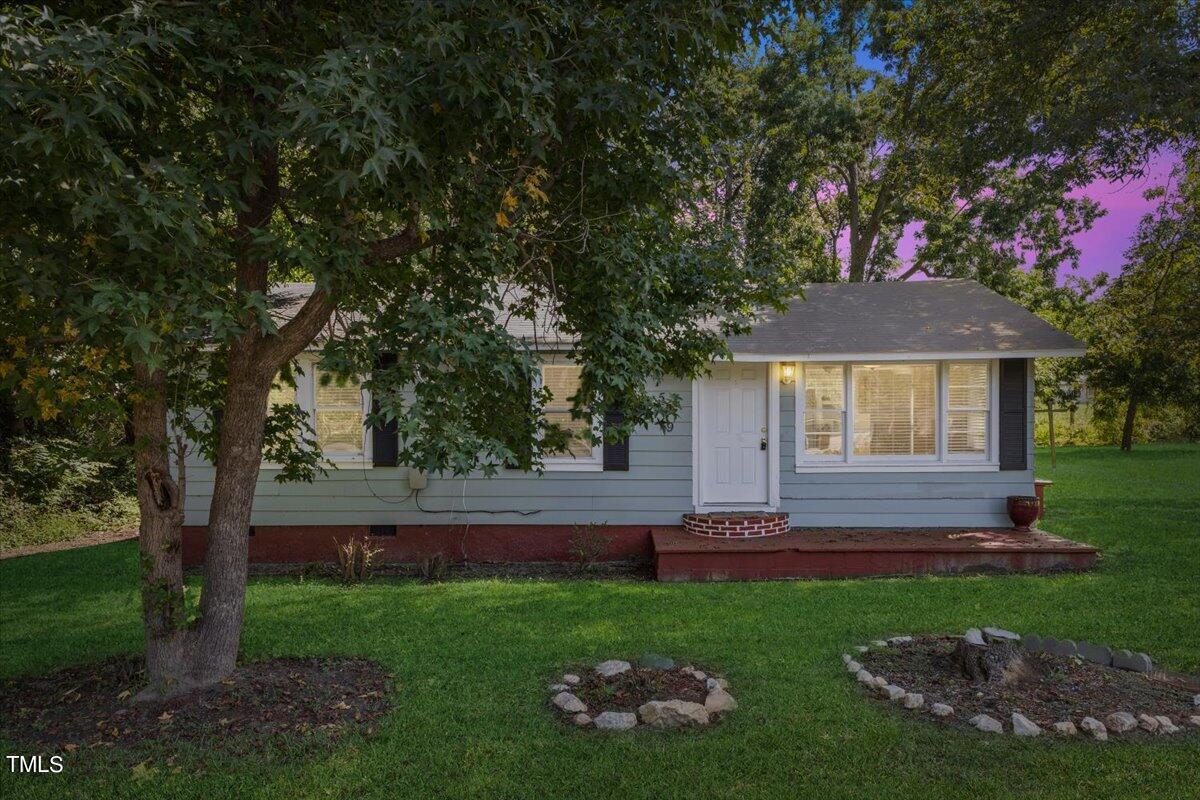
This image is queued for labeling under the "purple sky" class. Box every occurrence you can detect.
[850,49,1179,284]
[885,151,1179,283]
[1061,152,1179,280]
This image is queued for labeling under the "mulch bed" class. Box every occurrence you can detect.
[0,656,392,760]
[570,666,710,714]
[860,636,1198,735]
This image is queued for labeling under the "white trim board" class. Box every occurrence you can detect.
[729,349,1084,362]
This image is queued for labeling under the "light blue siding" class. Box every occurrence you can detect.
[777,360,1035,528]
[183,363,1036,530]
[182,378,696,527]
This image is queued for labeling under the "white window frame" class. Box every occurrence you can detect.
[796,363,847,463]
[261,354,373,470]
[794,359,999,472]
[536,358,603,472]
[942,360,995,463]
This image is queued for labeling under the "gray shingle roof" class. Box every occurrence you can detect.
[725,280,1084,357]
[271,278,1084,357]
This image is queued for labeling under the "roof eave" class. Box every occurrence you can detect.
[727,348,1087,362]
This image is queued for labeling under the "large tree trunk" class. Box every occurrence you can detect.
[128,338,281,699]
[131,365,191,700]
[1121,395,1138,452]
[188,343,275,688]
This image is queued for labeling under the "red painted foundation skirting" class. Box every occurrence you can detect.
[183,523,1099,582]
[652,527,1098,581]
[182,524,656,566]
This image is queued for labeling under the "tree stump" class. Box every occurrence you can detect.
[953,640,1032,686]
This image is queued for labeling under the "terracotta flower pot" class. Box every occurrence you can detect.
[1007,495,1040,532]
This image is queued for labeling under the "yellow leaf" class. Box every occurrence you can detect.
[495,211,511,229]
[0,362,13,377]
[130,761,156,781]
[524,183,549,204]
[430,101,442,113]
[501,189,519,212]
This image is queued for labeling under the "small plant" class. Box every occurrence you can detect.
[417,552,450,582]
[567,523,610,574]
[334,536,383,584]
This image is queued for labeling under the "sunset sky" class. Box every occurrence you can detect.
[861,152,1178,283]
[851,48,1180,285]
[1062,152,1179,281]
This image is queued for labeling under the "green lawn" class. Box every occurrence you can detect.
[2,444,1198,799]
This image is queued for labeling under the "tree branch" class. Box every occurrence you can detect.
[896,262,931,281]
[258,289,338,370]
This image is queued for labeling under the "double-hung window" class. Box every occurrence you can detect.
[538,362,602,470]
[946,362,990,458]
[313,368,366,460]
[797,360,994,469]
[263,358,370,465]
[801,364,845,459]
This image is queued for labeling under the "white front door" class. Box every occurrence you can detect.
[698,362,769,505]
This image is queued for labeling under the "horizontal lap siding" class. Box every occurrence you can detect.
[182,366,1039,531]
[779,377,1034,528]
[182,379,694,527]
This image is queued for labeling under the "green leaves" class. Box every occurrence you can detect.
[1,0,782,478]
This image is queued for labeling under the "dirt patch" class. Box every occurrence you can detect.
[570,666,711,715]
[860,636,1198,735]
[0,526,137,560]
[0,656,391,760]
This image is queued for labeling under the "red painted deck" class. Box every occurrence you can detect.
[652,527,1098,581]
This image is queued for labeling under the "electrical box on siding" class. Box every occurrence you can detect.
[407,468,428,489]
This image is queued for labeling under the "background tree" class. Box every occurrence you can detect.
[704,0,1196,289]
[0,0,782,698]
[702,0,1105,286]
[1085,152,1200,451]
[1024,275,1102,466]
[916,0,1198,180]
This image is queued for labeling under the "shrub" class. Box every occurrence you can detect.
[567,523,610,574]
[1035,402,1200,448]
[1,437,114,508]
[417,552,450,582]
[0,493,138,551]
[334,536,383,584]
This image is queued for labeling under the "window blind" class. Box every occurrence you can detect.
[947,362,989,456]
[314,370,364,456]
[802,363,845,456]
[267,375,295,410]
[852,364,936,457]
[540,364,594,458]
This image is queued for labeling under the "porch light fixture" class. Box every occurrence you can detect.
[780,364,796,384]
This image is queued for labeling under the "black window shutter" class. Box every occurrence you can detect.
[998,358,1028,471]
[504,370,536,470]
[371,353,399,467]
[603,407,629,471]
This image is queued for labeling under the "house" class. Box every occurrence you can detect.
[181,279,1097,579]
